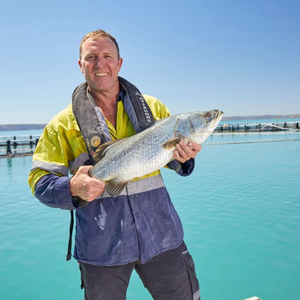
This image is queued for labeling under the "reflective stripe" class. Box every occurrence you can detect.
[193,290,200,300]
[98,174,165,199]
[68,152,90,172]
[30,160,68,176]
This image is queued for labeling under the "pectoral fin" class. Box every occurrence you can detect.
[106,180,130,198]
[162,137,181,149]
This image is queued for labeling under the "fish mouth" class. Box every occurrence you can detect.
[215,110,223,121]
[213,110,223,122]
[207,110,223,131]
[206,110,223,123]
[213,109,223,118]
[217,110,223,121]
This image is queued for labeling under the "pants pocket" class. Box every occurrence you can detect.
[78,262,88,299]
[78,262,84,289]
[183,252,200,300]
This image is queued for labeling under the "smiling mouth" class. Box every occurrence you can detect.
[95,73,108,77]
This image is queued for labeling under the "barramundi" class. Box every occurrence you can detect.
[89,109,223,198]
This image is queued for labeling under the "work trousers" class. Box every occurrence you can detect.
[79,241,200,300]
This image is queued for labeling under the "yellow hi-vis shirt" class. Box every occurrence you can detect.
[28,95,171,194]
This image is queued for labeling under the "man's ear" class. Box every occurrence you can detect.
[78,60,84,73]
[118,58,123,72]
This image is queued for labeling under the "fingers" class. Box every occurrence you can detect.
[70,166,105,202]
[76,165,93,175]
[173,141,202,163]
[191,142,202,153]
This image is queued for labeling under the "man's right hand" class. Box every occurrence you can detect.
[69,166,105,202]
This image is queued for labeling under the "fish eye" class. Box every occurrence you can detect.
[205,112,211,118]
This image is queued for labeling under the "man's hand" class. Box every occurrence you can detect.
[69,166,105,202]
[173,141,202,164]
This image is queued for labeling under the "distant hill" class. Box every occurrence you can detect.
[0,113,299,131]
[222,114,300,121]
[0,124,46,131]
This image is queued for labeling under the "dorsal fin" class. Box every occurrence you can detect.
[93,139,125,164]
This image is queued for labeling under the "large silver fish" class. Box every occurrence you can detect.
[86,109,223,199]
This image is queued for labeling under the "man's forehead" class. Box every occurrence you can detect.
[82,36,117,52]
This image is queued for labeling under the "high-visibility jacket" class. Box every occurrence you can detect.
[28,93,195,265]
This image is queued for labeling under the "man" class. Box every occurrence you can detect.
[28,29,201,300]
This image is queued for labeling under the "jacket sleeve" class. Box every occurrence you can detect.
[167,159,195,177]
[33,173,78,210]
[28,119,79,210]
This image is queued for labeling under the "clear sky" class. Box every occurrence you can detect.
[0,0,299,124]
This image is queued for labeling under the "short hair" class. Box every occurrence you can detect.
[79,29,120,59]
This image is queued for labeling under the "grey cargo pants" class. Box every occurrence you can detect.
[79,241,200,300]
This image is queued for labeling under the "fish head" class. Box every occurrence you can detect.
[183,109,223,144]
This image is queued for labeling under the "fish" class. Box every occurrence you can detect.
[86,109,223,199]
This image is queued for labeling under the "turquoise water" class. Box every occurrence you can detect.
[0,132,300,300]
[0,129,43,139]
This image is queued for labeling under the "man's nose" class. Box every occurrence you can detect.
[96,57,105,66]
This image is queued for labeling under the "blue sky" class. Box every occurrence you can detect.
[0,0,299,124]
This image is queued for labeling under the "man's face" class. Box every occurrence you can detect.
[79,37,123,95]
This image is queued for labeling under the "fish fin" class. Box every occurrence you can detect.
[93,139,126,164]
[106,180,130,198]
[162,137,181,149]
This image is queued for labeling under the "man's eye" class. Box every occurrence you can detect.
[86,55,95,60]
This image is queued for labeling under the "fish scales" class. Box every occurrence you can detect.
[88,110,223,198]
[91,116,177,181]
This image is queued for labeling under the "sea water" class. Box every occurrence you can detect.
[0,130,299,300]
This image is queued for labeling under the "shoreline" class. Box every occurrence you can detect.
[1,114,300,132]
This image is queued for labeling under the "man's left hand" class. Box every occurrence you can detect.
[173,141,202,164]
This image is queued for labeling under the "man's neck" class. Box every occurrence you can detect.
[88,87,120,128]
